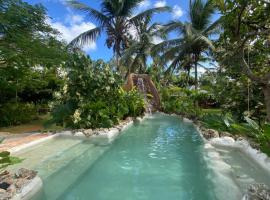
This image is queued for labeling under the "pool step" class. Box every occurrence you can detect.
[35,140,91,179]
[9,138,82,172]
[40,143,109,200]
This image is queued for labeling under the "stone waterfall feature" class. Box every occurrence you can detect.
[124,74,161,112]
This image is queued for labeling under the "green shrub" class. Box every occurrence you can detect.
[201,113,262,135]
[0,102,37,127]
[256,124,270,156]
[49,53,145,129]
[0,151,22,170]
[121,88,145,117]
[160,86,201,119]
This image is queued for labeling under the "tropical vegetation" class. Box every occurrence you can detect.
[0,0,269,156]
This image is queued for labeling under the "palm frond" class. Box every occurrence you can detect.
[195,35,215,50]
[160,46,179,61]
[202,17,222,35]
[184,23,194,37]
[121,0,145,16]
[190,0,215,31]
[165,56,182,75]
[66,0,109,26]
[121,42,139,63]
[161,20,184,35]
[129,6,170,26]
[152,38,183,55]
[148,23,162,33]
[69,27,101,48]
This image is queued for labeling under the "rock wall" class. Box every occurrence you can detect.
[0,168,42,200]
[123,73,161,110]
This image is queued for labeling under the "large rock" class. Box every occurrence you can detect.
[0,168,38,200]
[15,168,37,180]
[243,183,270,200]
[123,73,161,110]
[82,129,93,137]
[219,131,232,137]
[202,129,220,139]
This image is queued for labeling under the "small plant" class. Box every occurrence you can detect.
[0,138,22,171]
[0,151,22,170]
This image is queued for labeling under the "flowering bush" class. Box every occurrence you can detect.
[49,53,144,129]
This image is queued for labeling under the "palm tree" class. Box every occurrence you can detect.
[153,0,219,90]
[66,0,169,71]
[120,18,164,76]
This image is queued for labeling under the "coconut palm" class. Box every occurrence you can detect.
[66,0,169,70]
[153,0,219,89]
[120,17,164,76]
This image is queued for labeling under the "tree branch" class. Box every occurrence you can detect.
[240,48,267,84]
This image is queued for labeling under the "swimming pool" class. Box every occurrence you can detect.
[13,113,270,200]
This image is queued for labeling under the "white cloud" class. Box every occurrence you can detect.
[190,66,207,76]
[128,24,139,40]
[47,14,97,52]
[65,14,84,24]
[154,0,166,7]
[152,36,164,44]
[172,5,184,19]
[139,0,151,9]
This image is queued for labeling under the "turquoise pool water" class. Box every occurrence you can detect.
[59,114,217,200]
[15,114,269,200]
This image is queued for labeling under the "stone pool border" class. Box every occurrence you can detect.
[161,112,270,173]
[6,115,147,200]
[5,113,270,200]
[163,112,270,198]
[9,116,146,154]
[172,112,270,174]
[11,176,43,200]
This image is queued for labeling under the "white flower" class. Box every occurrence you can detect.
[54,92,61,99]
[73,109,81,124]
[63,84,68,94]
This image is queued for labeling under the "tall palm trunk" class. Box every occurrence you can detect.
[187,68,191,88]
[194,53,200,90]
[194,61,198,90]
[115,53,120,71]
[194,53,200,108]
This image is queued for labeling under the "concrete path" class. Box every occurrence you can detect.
[0,133,49,152]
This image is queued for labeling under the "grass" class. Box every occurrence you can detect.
[0,114,63,134]
[202,108,222,115]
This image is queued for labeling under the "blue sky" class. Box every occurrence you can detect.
[25,0,192,61]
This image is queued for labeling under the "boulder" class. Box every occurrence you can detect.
[74,132,84,137]
[243,183,270,200]
[219,131,232,137]
[202,129,220,139]
[15,168,37,180]
[82,129,93,137]
[0,168,38,200]
[210,137,235,146]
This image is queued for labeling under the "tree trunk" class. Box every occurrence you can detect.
[194,54,199,90]
[194,54,199,108]
[187,68,190,88]
[240,50,270,122]
[115,53,120,71]
[195,62,198,90]
[15,79,18,103]
[263,85,270,123]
